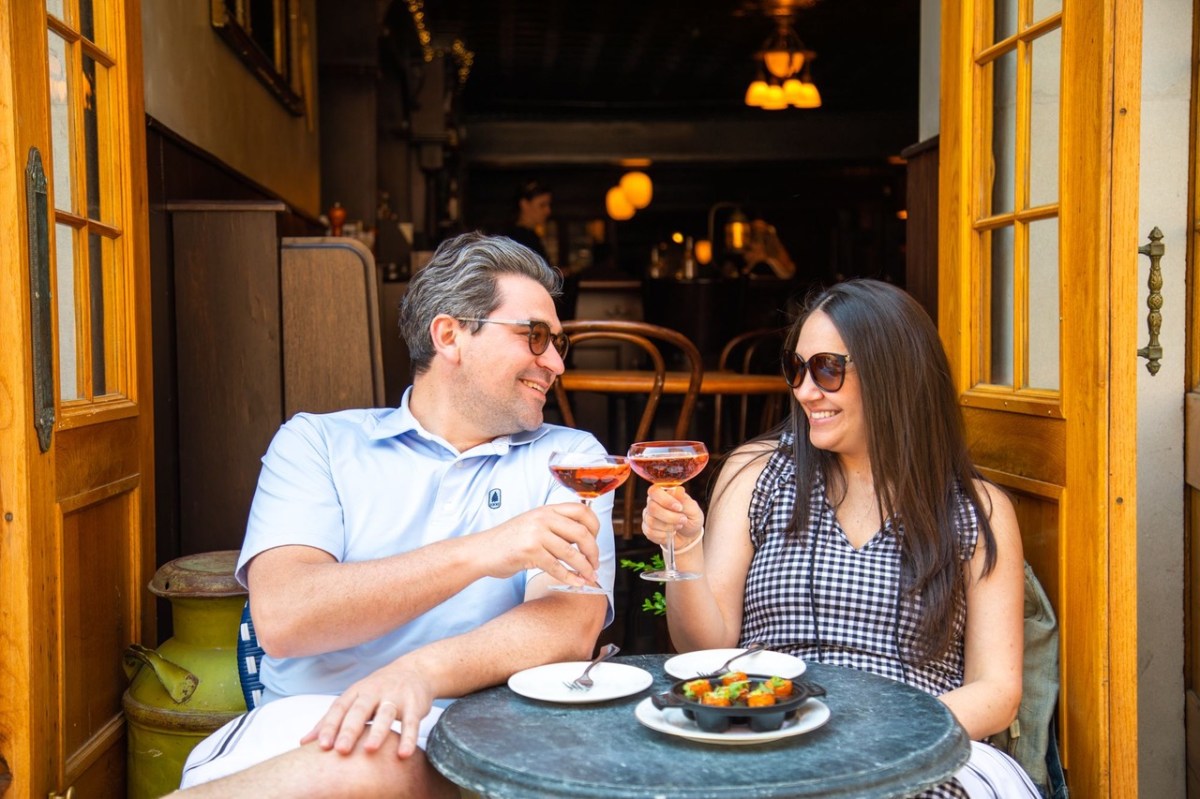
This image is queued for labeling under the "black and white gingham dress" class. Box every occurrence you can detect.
[741,433,975,799]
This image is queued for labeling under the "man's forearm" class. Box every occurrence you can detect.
[248,539,488,658]
[399,589,608,698]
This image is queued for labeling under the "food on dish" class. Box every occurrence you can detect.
[767,676,793,697]
[654,673,827,733]
[747,685,777,707]
[685,675,793,709]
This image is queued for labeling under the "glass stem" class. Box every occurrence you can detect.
[663,526,677,574]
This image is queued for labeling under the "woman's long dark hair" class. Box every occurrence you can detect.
[772,279,997,662]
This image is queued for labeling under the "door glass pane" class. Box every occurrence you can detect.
[1033,0,1063,20]
[1029,28,1062,208]
[47,32,73,213]
[991,50,1018,216]
[989,225,1015,385]
[1028,218,1060,390]
[82,54,103,221]
[46,0,65,20]
[56,223,80,400]
[89,232,107,395]
[994,0,1018,42]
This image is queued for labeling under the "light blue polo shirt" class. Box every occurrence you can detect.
[237,388,616,699]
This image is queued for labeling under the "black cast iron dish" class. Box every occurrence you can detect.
[651,674,827,733]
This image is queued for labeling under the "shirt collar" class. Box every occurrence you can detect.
[368,386,553,456]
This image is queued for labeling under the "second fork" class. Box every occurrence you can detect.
[563,642,620,691]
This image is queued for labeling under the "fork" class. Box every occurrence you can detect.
[562,643,620,691]
[694,641,769,679]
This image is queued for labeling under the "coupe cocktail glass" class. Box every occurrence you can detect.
[627,440,709,582]
[547,451,631,594]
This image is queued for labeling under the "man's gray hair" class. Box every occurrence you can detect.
[399,231,562,373]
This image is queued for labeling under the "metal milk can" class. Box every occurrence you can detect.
[123,551,248,798]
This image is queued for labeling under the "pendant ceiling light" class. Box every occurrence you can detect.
[605,186,635,221]
[744,14,820,111]
[619,171,653,209]
[606,170,653,221]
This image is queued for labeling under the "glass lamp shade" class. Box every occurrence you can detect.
[605,186,635,220]
[782,78,805,105]
[760,84,787,110]
[763,49,804,79]
[619,171,653,209]
[793,81,821,109]
[744,79,770,107]
[725,212,750,252]
[693,239,713,265]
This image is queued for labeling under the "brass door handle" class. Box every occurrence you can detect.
[1137,227,1164,375]
[26,148,54,451]
[48,787,75,799]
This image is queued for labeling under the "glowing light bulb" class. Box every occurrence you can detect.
[605,186,635,220]
[619,171,653,209]
[744,79,770,107]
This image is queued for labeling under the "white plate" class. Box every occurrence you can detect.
[634,696,830,745]
[507,661,653,704]
[663,648,807,680]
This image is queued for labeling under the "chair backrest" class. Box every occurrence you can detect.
[237,600,265,710]
[551,320,704,538]
[280,237,386,417]
[713,327,787,453]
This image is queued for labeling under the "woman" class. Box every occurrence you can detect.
[641,279,1038,798]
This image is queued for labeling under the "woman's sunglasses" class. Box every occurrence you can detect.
[459,318,570,359]
[782,351,853,392]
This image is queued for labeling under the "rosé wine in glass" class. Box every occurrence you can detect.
[547,451,630,594]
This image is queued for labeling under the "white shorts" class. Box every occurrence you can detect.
[954,741,1043,798]
[179,694,444,789]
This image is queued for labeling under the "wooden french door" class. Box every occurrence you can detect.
[0,1,154,797]
[939,0,1141,796]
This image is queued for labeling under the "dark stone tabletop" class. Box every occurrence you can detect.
[427,654,970,799]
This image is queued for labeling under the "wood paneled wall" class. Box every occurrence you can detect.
[901,136,939,322]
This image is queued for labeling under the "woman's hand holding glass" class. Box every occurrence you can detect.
[642,484,705,560]
[628,440,709,581]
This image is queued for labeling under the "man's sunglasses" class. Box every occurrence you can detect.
[459,318,570,359]
[782,351,854,392]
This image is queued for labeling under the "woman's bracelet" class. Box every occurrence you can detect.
[673,527,705,555]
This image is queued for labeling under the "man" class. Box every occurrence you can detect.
[173,232,614,798]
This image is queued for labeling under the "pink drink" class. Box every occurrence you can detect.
[550,462,631,500]
[628,453,709,486]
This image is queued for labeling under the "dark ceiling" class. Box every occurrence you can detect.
[397,0,921,119]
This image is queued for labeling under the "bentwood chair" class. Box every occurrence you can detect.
[713,327,787,454]
[551,320,704,539]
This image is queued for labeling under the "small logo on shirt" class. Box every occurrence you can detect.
[488,488,502,509]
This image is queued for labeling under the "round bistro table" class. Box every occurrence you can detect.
[427,654,971,799]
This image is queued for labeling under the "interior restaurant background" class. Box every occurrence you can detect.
[3,0,1198,797]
